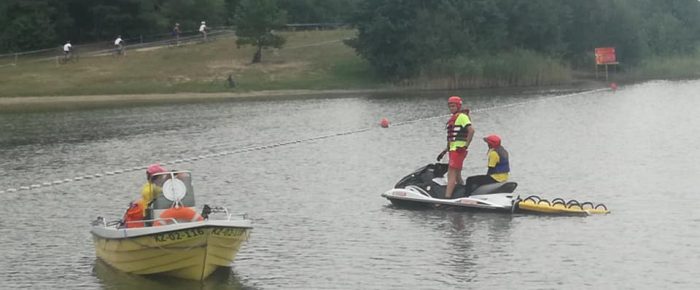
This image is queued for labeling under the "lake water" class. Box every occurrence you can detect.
[1,80,699,289]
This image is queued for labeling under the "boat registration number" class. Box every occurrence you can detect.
[153,228,205,243]
[211,227,247,238]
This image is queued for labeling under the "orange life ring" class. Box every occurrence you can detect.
[154,207,203,226]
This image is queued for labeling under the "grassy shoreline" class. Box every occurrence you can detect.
[0,81,610,113]
[1,29,698,110]
[0,30,384,98]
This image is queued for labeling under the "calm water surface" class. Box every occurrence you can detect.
[1,80,700,289]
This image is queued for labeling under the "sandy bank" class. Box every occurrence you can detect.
[0,80,612,113]
[0,89,393,112]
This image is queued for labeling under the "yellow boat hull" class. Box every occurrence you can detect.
[92,224,250,280]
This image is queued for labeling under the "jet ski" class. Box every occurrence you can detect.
[381,163,518,211]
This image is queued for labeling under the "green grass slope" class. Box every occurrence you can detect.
[0,30,382,97]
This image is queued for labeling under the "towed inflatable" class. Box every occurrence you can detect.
[382,163,610,215]
[514,195,609,215]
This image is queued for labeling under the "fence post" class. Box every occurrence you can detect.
[13,53,18,66]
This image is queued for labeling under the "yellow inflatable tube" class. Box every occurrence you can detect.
[516,196,610,215]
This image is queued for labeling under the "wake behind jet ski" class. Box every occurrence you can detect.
[381,163,518,211]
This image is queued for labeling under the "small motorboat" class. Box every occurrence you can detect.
[90,170,252,281]
[382,163,518,211]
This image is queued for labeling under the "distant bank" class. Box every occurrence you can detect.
[0,89,395,112]
[1,29,697,109]
[0,81,611,113]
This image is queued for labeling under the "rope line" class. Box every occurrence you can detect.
[0,88,608,194]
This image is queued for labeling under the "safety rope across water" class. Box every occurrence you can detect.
[0,88,609,194]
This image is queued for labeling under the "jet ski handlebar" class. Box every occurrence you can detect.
[436,149,447,161]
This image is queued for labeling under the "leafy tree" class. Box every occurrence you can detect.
[223,0,241,26]
[501,0,570,56]
[641,0,700,56]
[278,0,361,23]
[62,0,164,41]
[1,0,698,71]
[350,0,700,76]
[459,0,509,52]
[233,0,287,63]
[348,0,494,79]
[560,0,648,67]
[158,0,226,34]
[0,0,71,52]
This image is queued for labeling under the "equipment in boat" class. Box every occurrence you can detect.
[381,163,518,211]
[515,195,610,215]
[90,170,252,281]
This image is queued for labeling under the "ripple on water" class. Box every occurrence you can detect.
[2,82,700,288]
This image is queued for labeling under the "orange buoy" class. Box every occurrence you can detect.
[380,117,390,128]
[154,207,203,226]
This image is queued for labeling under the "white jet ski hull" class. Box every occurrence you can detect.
[382,185,515,211]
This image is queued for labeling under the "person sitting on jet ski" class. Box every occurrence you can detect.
[440,96,474,199]
[464,134,510,194]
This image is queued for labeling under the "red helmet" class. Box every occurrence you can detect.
[146,164,166,177]
[447,96,462,107]
[483,135,501,148]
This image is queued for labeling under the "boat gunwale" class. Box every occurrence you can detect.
[91,219,253,240]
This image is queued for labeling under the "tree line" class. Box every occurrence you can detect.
[347,0,700,78]
[0,0,360,53]
[2,0,699,80]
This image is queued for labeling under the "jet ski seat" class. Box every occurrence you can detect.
[429,177,469,199]
[469,182,518,196]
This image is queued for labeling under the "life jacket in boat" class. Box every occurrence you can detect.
[446,111,471,150]
[154,206,203,226]
[123,201,145,228]
[487,146,510,175]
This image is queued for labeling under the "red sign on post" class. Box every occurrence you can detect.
[595,47,617,65]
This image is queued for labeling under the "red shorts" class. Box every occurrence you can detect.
[448,148,468,169]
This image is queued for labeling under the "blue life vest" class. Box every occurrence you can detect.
[487,146,510,175]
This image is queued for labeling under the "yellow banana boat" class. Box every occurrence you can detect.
[516,196,610,215]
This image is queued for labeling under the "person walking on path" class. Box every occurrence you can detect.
[172,23,181,46]
[62,41,72,60]
[199,21,208,41]
[114,35,125,56]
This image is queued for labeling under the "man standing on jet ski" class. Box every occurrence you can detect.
[465,134,510,193]
[440,96,474,199]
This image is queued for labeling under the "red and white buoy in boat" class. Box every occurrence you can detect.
[379,117,390,128]
[610,82,618,92]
